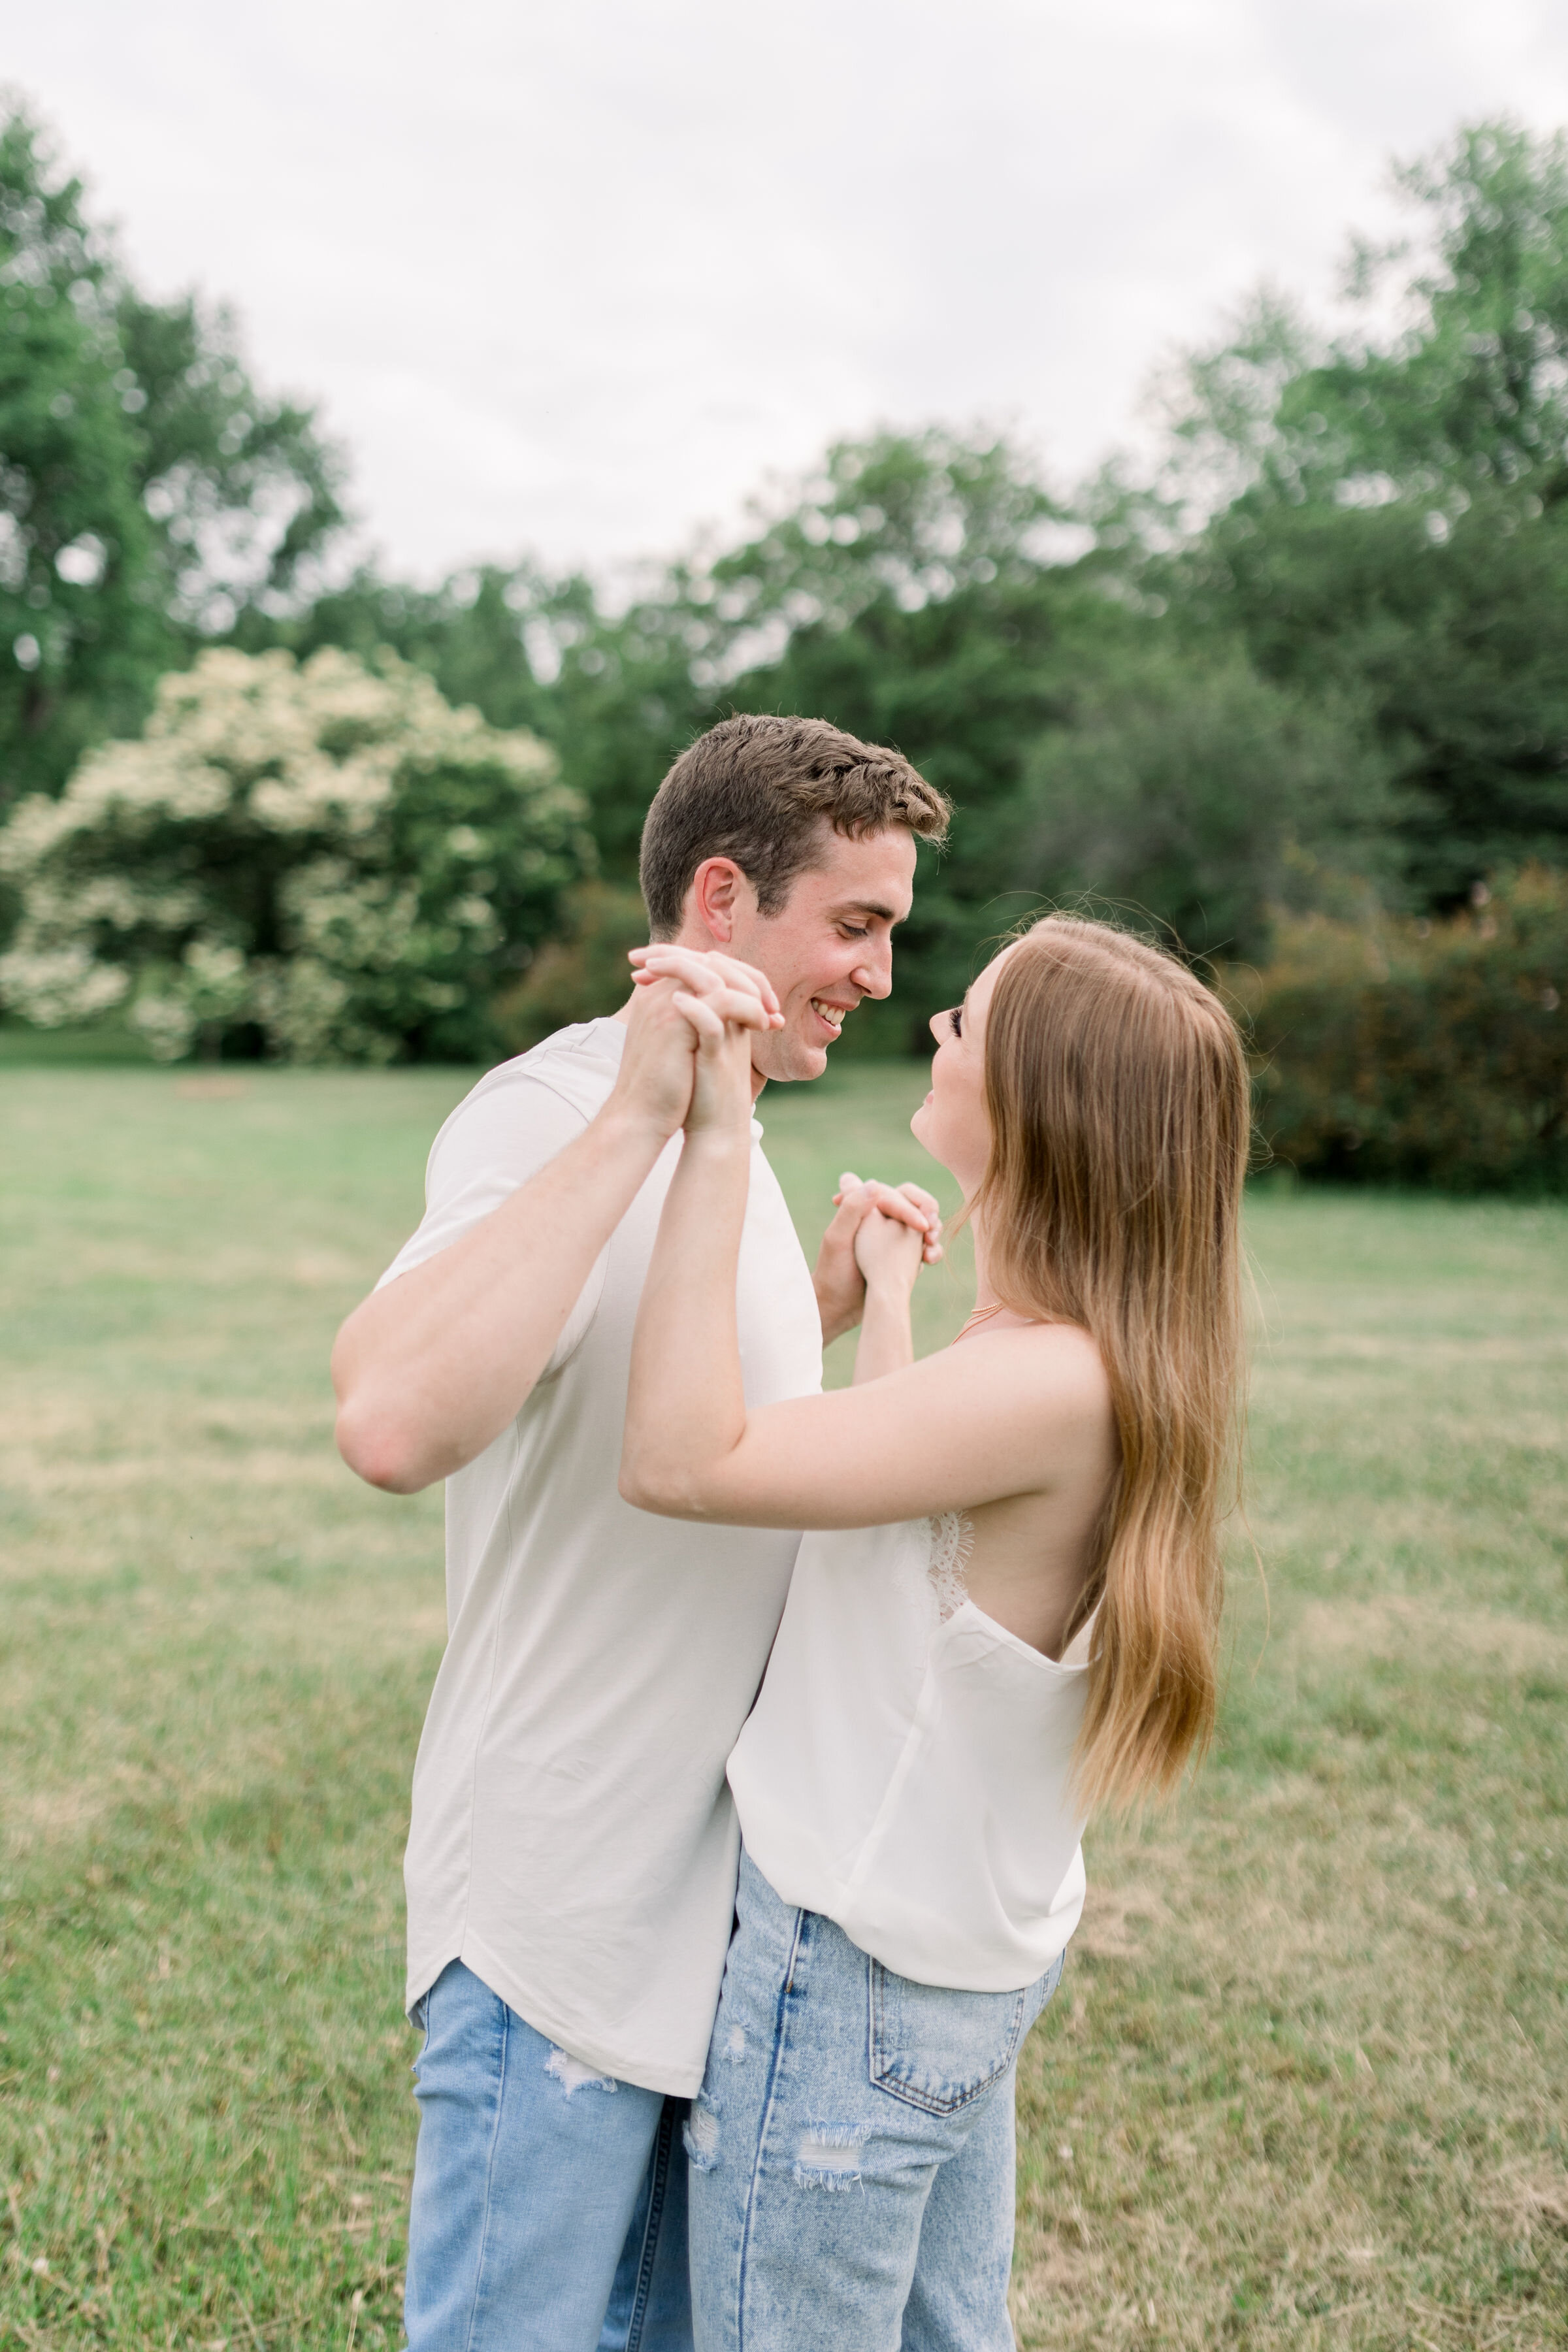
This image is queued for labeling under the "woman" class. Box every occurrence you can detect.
[621,914,1251,2351]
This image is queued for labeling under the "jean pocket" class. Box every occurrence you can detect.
[868,1962,1030,2116]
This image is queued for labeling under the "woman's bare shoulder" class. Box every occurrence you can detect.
[955,1318,1114,1427]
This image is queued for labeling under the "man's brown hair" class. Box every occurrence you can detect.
[638,713,950,939]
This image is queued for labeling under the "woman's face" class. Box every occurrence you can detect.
[909,943,1016,1194]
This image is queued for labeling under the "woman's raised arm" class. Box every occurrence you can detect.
[619,985,1112,1534]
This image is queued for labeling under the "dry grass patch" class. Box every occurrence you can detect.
[1295,1598,1568,1679]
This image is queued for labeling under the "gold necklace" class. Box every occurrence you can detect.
[955,1300,1043,1343]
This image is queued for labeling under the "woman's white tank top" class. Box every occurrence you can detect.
[726,1512,1094,1991]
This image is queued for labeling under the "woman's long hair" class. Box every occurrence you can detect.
[973,914,1251,1812]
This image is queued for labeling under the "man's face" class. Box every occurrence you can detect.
[725,825,918,1082]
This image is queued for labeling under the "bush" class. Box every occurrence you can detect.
[491,881,651,1053]
[1233,868,1568,1190]
[0,647,592,1062]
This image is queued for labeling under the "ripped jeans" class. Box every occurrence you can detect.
[404,1961,691,2351]
[686,1851,1063,2351]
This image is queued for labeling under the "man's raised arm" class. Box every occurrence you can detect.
[331,964,779,1495]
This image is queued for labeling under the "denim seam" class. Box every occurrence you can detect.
[865,1949,879,2097]
[459,1989,512,2352]
[623,2099,677,2352]
[735,1906,807,2352]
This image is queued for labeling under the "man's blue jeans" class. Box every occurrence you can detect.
[404,1961,693,2351]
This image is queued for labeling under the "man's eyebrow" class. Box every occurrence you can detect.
[829,898,902,923]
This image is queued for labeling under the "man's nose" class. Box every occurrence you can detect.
[851,935,894,1002]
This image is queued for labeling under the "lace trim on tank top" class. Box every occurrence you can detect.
[926,1511,974,1621]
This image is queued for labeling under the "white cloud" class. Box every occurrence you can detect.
[11,0,1568,576]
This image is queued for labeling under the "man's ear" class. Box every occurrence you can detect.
[687,857,750,946]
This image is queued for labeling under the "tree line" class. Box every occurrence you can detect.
[1,106,1563,1178]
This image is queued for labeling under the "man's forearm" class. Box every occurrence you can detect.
[813,1177,941,1346]
[816,1282,864,1349]
[333,1103,669,1493]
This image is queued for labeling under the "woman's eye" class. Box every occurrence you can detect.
[949,1006,963,1038]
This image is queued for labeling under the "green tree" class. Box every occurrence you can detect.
[1120,120,1568,906]
[1173,493,1568,906]
[0,105,344,812]
[1267,122,1568,508]
[994,650,1397,964]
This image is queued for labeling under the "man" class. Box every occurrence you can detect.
[331,713,951,2350]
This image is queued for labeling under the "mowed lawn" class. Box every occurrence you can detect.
[1,1064,1564,2350]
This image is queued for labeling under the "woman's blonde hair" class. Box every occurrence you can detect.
[974,913,1251,1812]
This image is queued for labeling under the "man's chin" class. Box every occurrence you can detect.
[755,1030,830,1084]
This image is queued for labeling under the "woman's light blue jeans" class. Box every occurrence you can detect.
[685,1850,1063,2351]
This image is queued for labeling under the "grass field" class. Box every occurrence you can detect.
[1,1064,1565,2349]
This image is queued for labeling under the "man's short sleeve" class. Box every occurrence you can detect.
[373,1068,610,1374]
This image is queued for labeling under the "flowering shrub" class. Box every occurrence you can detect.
[0,647,592,1061]
[1232,867,1568,1190]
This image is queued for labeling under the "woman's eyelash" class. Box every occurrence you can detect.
[949,1007,963,1037]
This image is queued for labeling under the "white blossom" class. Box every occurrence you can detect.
[0,645,590,1061]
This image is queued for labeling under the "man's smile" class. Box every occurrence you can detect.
[808,996,855,1037]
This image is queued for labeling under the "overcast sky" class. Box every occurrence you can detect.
[10,1,1568,581]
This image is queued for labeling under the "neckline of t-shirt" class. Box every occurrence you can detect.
[574,1016,628,1060]
[553,1018,764,1139]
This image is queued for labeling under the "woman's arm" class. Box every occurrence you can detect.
[622,1315,1111,1529]
[619,975,762,1522]
[620,999,1112,1533]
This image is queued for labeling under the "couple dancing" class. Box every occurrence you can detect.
[331,714,1250,2350]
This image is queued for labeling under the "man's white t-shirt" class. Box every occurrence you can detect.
[376,1017,823,2096]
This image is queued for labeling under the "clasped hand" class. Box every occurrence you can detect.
[627,943,776,1134]
[625,945,941,1342]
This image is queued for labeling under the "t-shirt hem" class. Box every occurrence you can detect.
[738,1834,1086,1992]
[406,1931,707,2099]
